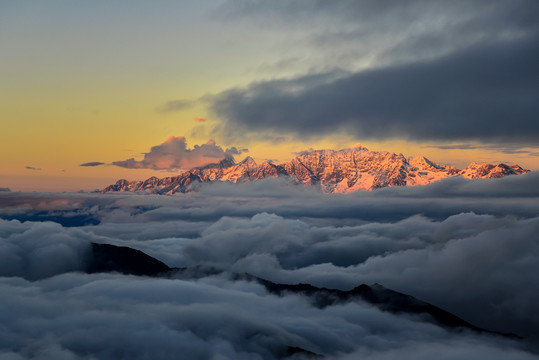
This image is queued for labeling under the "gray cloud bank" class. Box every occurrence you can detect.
[210,0,539,144]
[1,172,539,359]
[212,34,539,143]
[425,144,539,158]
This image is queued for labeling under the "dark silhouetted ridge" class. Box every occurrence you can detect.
[255,278,520,339]
[83,245,521,340]
[87,243,171,276]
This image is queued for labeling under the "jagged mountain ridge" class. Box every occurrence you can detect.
[101,145,529,194]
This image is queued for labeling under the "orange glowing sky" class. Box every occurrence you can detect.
[1,1,537,192]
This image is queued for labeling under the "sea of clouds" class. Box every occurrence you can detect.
[1,172,538,359]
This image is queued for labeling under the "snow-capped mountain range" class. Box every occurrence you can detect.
[101,145,529,194]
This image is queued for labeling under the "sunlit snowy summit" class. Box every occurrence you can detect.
[102,145,529,194]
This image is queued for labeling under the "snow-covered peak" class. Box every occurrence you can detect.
[195,156,236,170]
[459,162,529,179]
[409,156,442,170]
[346,143,369,151]
[239,156,257,166]
[101,146,530,194]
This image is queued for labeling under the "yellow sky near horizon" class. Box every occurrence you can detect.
[2,70,538,191]
[2,119,537,192]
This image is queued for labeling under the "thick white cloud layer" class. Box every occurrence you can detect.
[0,220,92,280]
[1,173,539,358]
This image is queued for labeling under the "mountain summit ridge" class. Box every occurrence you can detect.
[101,146,530,194]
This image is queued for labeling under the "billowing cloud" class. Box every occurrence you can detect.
[79,161,105,167]
[194,117,206,122]
[0,215,538,359]
[111,136,247,170]
[1,269,534,360]
[1,173,539,358]
[180,212,539,340]
[0,219,92,280]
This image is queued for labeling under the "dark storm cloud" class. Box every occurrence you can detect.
[212,33,539,143]
[79,161,105,167]
[209,0,539,144]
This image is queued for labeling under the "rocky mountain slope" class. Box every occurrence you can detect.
[101,145,529,194]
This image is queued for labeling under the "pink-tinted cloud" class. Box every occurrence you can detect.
[112,136,247,170]
[194,117,206,123]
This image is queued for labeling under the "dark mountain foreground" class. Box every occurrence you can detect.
[85,242,520,341]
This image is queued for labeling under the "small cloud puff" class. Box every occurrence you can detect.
[80,162,105,167]
[194,117,206,122]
